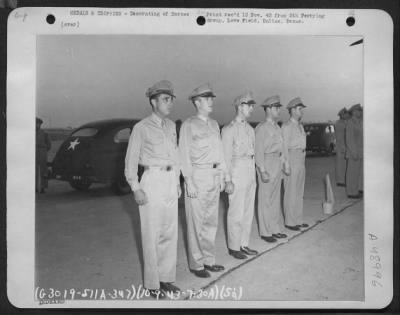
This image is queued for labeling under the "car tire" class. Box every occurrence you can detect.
[113,175,131,195]
[70,179,92,191]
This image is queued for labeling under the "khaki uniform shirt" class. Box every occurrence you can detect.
[221,117,255,179]
[335,119,347,154]
[345,117,363,159]
[125,113,180,191]
[255,118,285,172]
[282,117,306,158]
[179,115,229,181]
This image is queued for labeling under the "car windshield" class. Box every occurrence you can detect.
[71,128,98,137]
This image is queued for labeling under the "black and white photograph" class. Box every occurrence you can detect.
[6,7,393,308]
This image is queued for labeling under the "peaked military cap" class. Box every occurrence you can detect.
[287,97,306,109]
[349,103,362,112]
[145,80,176,98]
[188,83,216,100]
[338,107,348,116]
[233,91,256,107]
[36,117,43,124]
[260,95,282,107]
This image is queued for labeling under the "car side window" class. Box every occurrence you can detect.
[72,128,98,137]
[114,127,132,143]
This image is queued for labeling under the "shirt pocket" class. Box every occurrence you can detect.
[193,132,209,149]
[146,132,164,145]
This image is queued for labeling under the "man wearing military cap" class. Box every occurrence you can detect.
[222,91,258,260]
[335,107,350,187]
[282,97,309,231]
[36,117,51,193]
[345,103,363,198]
[125,80,181,299]
[255,95,288,243]
[179,83,232,278]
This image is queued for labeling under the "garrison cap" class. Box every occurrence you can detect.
[338,107,348,116]
[260,95,282,108]
[188,83,216,100]
[287,97,306,109]
[36,117,43,124]
[145,80,176,98]
[349,103,362,112]
[233,91,256,107]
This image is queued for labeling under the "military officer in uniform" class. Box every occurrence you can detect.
[179,83,233,278]
[345,103,363,198]
[282,97,309,231]
[335,107,350,187]
[255,95,289,242]
[125,80,181,299]
[221,92,258,259]
[36,117,51,193]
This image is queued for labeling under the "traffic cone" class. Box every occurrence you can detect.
[323,173,335,214]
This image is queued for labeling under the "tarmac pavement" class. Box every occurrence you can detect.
[35,154,364,302]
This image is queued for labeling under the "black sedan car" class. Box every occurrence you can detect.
[50,119,140,195]
[304,122,336,155]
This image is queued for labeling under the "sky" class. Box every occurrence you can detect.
[36,35,363,128]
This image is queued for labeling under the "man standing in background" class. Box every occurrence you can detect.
[345,104,363,198]
[255,95,288,242]
[222,92,258,260]
[282,97,309,231]
[335,107,350,187]
[179,83,233,278]
[36,117,51,193]
[125,80,181,299]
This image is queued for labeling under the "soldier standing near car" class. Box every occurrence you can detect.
[124,80,181,299]
[221,92,258,260]
[335,107,350,187]
[255,95,289,242]
[282,97,309,231]
[345,103,363,198]
[179,83,233,278]
[36,117,51,193]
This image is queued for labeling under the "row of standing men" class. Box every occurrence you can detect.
[125,80,311,299]
[334,105,364,198]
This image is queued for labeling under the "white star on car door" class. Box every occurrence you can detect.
[68,138,80,150]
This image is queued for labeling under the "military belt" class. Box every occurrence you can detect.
[233,155,254,160]
[193,163,219,169]
[265,152,282,157]
[143,165,173,171]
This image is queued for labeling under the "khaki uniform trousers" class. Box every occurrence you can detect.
[283,150,306,226]
[185,167,221,270]
[257,154,285,236]
[228,159,256,250]
[346,158,363,195]
[335,150,347,184]
[36,149,48,191]
[138,168,178,289]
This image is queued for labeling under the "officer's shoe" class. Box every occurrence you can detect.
[348,194,361,199]
[146,288,165,300]
[285,225,300,231]
[336,183,345,187]
[204,264,225,272]
[190,269,211,278]
[160,282,181,294]
[240,246,258,255]
[229,249,247,259]
[272,233,287,239]
[261,236,277,243]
